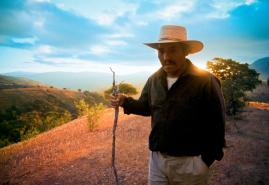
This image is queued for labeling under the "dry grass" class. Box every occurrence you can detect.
[0,87,84,110]
[0,108,150,185]
[246,83,269,103]
[0,103,269,185]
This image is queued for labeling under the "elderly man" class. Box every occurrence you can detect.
[110,25,226,185]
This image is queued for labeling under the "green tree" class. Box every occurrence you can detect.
[87,103,104,131]
[18,111,42,140]
[83,91,108,105]
[58,110,72,125]
[42,110,71,131]
[74,99,89,116]
[267,78,269,86]
[42,112,59,131]
[207,58,261,115]
[104,83,138,98]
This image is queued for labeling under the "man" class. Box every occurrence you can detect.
[110,25,226,185]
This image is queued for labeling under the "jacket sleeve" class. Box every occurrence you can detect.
[202,75,226,167]
[122,78,151,116]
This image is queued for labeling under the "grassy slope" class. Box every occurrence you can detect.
[0,87,84,114]
[0,74,47,87]
[0,102,269,185]
[0,74,85,114]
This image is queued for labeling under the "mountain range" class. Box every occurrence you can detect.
[250,57,269,81]
[0,74,47,89]
[4,71,151,92]
[3,57,268,92]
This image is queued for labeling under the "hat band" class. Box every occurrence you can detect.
[159,37,185,42]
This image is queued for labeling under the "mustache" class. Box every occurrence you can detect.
[164,60,176,65]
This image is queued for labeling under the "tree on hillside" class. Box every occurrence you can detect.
[41,110,72,131]
[18,111,42,140]
[207,58,261,115]
[87,103,104,131]
[74,99,104,131]
[104,83,138,98]
[74,99,89,117]
[0,106,25,145]
[267,78,269,86]
[83,91,108,105]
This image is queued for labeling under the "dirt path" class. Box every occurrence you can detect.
[0,102,269,185]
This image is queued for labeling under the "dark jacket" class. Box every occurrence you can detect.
[122,60,226,166]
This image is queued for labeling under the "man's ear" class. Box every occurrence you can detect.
[183,50,188,57]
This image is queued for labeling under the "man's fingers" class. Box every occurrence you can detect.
[109,93,125,108]
[110,95,120,108]
[109,94,117,99]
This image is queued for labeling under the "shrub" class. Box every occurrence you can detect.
[75,99,89,117]
[104,83,138,99]
[87,103,104,131]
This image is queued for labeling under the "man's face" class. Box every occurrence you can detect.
[158,44,187,77]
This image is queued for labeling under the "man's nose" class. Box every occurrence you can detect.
[163,52,170,60]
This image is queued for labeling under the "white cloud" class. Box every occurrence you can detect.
[12,37,38,45]
[36,45,54,54]
[207,0,257,19]
[28,0,50,3]
[125,0,197,26]
[89,45,111,55]
[105,33,135,39]
[106,40,127,46]
[157,1,196,20]
[245,0,256,5]
[33,19,45,28]
[56,3,65,9]
[52,0,138,26]
[93,2,137,26]
[94,13,117,26]
[33,56,160,74]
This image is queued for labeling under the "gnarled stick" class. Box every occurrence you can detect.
[110,67,120,185]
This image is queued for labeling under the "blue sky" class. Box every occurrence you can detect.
[0,0,268,74]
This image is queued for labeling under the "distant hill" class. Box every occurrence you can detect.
[0,74,47,89]
[4,71,151,91]
[0,86,84,114]
[0,76,107,148]
[0,76,107,116]
[250,57,269,81]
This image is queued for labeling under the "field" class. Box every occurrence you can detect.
[0,101,269,185]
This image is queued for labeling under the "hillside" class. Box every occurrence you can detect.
[0,74,47,89]
[250,57,269,81]
[0,76,107,148]
[0,86,84,114]
[0,103,268,185]
[0,74,107,114]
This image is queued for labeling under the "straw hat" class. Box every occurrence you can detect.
[144,25,203,54]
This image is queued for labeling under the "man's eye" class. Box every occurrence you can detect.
[158,50,164,54]
[170,48,176,53]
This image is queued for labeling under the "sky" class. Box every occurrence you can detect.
[0,0,268,75]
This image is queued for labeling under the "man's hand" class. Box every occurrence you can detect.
[110,93,127,108]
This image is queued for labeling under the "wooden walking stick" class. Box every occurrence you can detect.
[110,67,120,185]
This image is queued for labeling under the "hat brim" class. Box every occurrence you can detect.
[144,40,203,54]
